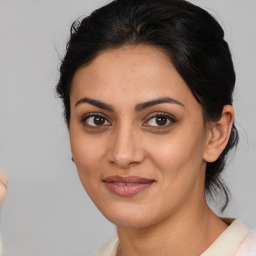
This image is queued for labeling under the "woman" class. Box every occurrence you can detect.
[56,0,256,255]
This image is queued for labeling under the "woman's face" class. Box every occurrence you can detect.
[69,45,210,228]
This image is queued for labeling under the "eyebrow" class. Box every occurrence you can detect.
[75,97,184,112]
[135,97,184,112]
[75,97,114,112]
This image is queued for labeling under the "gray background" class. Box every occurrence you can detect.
[0,0,255,255]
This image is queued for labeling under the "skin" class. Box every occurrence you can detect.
[69,45,234,256]
[0,170,7,209]
[0,170,7,255]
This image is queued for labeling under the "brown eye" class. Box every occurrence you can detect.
[155,116,168,126]
[144,113,176,128]
[94,115,105,125]
[82,114,110,127]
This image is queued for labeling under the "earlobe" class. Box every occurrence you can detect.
[203,105,234,163]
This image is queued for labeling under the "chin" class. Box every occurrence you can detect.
[107,215,152,229]
[98,203,160,229]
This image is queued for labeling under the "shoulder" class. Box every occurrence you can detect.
[91,235,119,256]
[234,230,256,256]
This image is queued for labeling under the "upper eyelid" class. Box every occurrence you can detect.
[142,113,177,128]
[144,112,176,122]
[80,113,111,129]
[81,112,110,121]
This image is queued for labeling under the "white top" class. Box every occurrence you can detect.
[92,219,256,256]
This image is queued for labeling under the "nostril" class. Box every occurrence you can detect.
[109,158,140,168]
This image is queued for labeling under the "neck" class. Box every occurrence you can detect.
[116,199,227,256]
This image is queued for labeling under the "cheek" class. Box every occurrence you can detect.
[70,132,107,193]
[70,120,108,165]
[71,137,102,166]
[150,135,204,168]
[146,125,206,187]
[140,132,207,219]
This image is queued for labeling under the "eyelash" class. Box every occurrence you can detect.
[80,112,176,129]
[143,113,177,128]
[81,113,111,128]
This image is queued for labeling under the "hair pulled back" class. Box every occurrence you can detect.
[56,0,238,211]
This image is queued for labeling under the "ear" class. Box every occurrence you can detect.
[203,105,234,163]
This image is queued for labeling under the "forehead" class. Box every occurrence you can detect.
[70,45,198,110]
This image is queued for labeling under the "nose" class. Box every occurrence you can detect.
[108,124,145,169]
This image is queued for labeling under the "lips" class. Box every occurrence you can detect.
[103,175,155,197]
